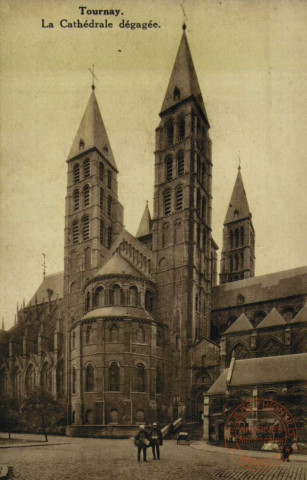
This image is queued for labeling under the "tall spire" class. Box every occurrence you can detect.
[68,89,117,169]
[160,28,208,122]
[224,169,251,224]
[136,201,152,239]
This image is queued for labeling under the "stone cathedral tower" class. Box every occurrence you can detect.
[219,167,255,283]
[152,27,214,419]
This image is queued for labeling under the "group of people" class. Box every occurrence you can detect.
[135,423,163,462]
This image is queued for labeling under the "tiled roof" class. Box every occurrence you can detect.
[256,308,286,329]
[291,303,307,324]
[82,306,154,322]
[28,272,64,306]
[207,369,229,395]
[224,313,254,334]
[212,266,307,310]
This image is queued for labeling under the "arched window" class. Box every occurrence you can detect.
[73,189,80,210]
[135,409,145,424]
[162,222,170,247]
[85,291,91,312]
[109,362,120,391]
[235,228,239,247]
[136,326,145,343]
[94,286,104,307]
[145,290,153,311]
[177,151,184,177]
[173,86,180,101]
[196,189,201,215]
[100,188,104,210]
[83,184,90,207]
[178,115,185,141]
[13,367,21,400]
[164,190,171,215]
[129,286,138,307]
[56,361,64,398]
[197,155,201,180]
[202,197,206,222]
[235,253,239,271]
[107,226,112,248]
[201,164,206,187]
[72,367,76,394]
[82,216,90,241]
[176,186,183,211]
[73,163,80,183]
[107,170,112,189]
[86,326,92,344]
[230,255,233,273]
[110,324,119,342]
[109,409,119,424]
[156,328,163,348]
[107,195,112,217]
[166,156,173,182]
[282,307,295,322]
[72,331,76,349]
[100,219,104,245]
[79,138,84,150]
[85,247,91,270]
[72,411,76,423]
[174,219,182,244]
[112,284,122,306]
[240,226,244,246]
[253,311,266,326]
[230,230,234,249]
[166,119,174,145]
[99,161,104,181]
[136,364,145,392]
[72,221,79,244]
[26,365,35,393]
[85,365,94,392]
[156,367,162,394]
[84,158,90,178]
[40,363,51,392]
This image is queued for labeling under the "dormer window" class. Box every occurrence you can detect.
[234,209,239,218]
[173,87,180,101]
[103,145,109,153]
[79,139,84,150]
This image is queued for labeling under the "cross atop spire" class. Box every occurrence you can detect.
[88,64,97,90]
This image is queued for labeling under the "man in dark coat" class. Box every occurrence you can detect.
[135,424,150,462]
[149,422,163,460]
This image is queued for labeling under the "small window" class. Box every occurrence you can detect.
[85,365,94,392]
[100,219,104,245]
[99,162,104,181]
[112,285,122,306]
[196,189,201,216]
[129,286,138,307]
[235,228,239,247]
[85,291,91,312]
[100,188,104,210]
[85,247,91,269]
[73,189,79,211]
[166,119,174,145]
[107,170,112,189]
[178,115,185,142]
[110,324,119,342]
[83,216,90,241]
[72,221,79,244]
[79,139,84,150]
[73,164,80,184]
[86,326,92,344]
[84,159,90,179]
[240,226,244,246]
[230,230,234,249]
[173,87,180,101]
[94,286,104,308]
[136,326,145,343]
[202,197,206,222]
[230,255,233,273]
[72,367,76,394]
[166,156,173,182]
[164,190,171,215]
[107,226,112,249]
[145,291,153,311]
[234,209,239,219]
[83,184,90,207]
[176,186,183,211]
[103,145,109,153]
[235,253,239,271]
[177,151,184,177]
[108,196,112,217]
[109,362,120,391]
[136,364,145,392]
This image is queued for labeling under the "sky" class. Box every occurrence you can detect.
[0,0,306,329]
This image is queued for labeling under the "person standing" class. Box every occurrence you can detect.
[135,424,150,462]
[149,422,163,460]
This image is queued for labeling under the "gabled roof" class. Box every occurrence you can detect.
[95,252,146,279]
[68,88,117,169]
[256,308,286,329]
[224,313,254,334]
[224,169,251,224]
[160,29,208,122]
[28,272,64,306]
[136,202,152,238]
[291,304,307,324]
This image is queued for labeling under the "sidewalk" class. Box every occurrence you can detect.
[0,433,70,449]
[190,441,307,463]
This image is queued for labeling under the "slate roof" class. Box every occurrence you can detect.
[28,272,64,306]
[224,169,251,224]
[68,89,117,169]
[136,202,152,239]
[207,353,307,395]
[291,303,307,324]
[94,253,146,279]
[160,29,208,123]
[224,313,254,334]
[256,308,286,329]
[212,266,307,310]
[82,306,154,322]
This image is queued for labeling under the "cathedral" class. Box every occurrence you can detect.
[0,27,306,439]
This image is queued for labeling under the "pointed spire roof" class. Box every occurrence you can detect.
[224,168,251,224]
[224,313,254,334]
[161,28,208,122]
[256,308,286,329]
[136,202,152,238]
[68,88,117,169]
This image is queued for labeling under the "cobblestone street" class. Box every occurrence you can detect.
[0,435,306,480]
